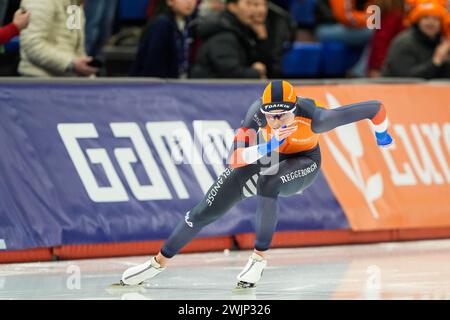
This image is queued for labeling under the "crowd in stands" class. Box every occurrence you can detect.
[0,0,449,79]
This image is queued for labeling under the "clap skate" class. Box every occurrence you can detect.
[234,252,267,290]
[108,256,165,289]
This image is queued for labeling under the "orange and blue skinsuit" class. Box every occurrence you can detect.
[160,97,388,258]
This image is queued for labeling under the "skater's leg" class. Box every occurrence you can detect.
[159,166,257,259]
[236,151,321,287]
[121,165,259,286]
[254,153,321,252]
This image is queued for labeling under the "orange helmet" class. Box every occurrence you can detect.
[261,80,297,113]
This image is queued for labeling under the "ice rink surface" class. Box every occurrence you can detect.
[1,239,450,300]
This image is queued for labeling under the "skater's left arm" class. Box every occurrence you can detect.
[309,100,386,134]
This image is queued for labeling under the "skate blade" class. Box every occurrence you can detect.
[232,281,256,292]
[106,280,145,294]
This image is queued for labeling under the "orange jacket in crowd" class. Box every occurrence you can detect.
[329,0,375,27]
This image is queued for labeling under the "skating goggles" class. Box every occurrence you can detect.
[261,107,296,121]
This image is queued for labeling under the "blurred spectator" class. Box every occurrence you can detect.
[315,0,374,76]
[329,0,371,27]
[315,0,374,46]
[191,0,266,78]
[0,7,29,45]
[84,0,119,57]
[130,0,197,78]
[267,1,297,45]
[250,0,295,78]
[189,0,225,67]
[383,0,450,78]
[367,0,405,77]
[404,0,449,30]
[250,0,272,75]
[198,0,225,17]
[18,0,98,77]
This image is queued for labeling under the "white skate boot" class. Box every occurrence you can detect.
[120,256,165,286]
[235,252,267,289]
